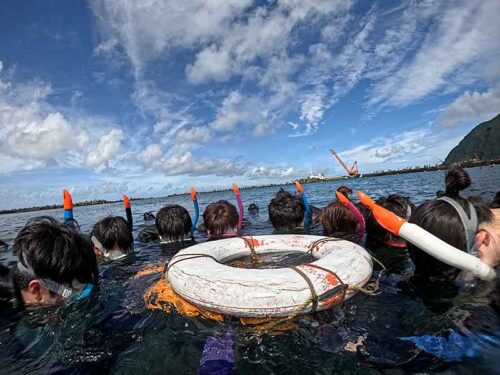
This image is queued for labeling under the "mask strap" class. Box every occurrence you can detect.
[406,204,412,219]
[438,196,478,255]
[91,236,110,257]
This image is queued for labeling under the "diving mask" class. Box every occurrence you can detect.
[91,236,129,261]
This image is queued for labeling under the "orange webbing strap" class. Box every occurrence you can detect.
[166,253,219,273]
[241,236,262,264]
[290,266,319,313]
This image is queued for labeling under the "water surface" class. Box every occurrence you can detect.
[0,166,499,374]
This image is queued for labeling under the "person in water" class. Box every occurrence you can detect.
[156,204,193,243]
[6,217,97,307]
[474,192,500,267]
[363,194,414,247]
[268,189,305,231]
[203,200,239,240]
[91,216,133,261]
[247,203,259,214]
[320,186,359,236]
[408,168,493,283]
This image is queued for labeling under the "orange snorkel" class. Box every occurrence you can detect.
[357,191,405,236]
[63,189,74,223]
[190,187,199,238]
[232,183,243,230]
[358,191,496,281]
[123,194,133,232]
[295,181,311,229]
[336,190,365,244]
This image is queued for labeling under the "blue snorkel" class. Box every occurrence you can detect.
[63,189,74,223]
[295,181,310,229]
[190,187,199,239]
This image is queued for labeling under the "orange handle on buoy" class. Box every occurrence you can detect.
[358,191,405,235]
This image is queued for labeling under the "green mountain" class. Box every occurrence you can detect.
[445,114,500,164]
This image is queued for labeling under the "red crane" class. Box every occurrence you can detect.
[329,149,360,177]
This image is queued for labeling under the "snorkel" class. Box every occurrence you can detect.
[295,181,310,229]
[190,187,199,238]
[123,194,133,232]
[63,189,74,223]
[358,191,496,281]
[232,183,243,231]
[336,191,365,244]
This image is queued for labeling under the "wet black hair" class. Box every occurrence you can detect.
[203,200,238,239]
[336,185,353,198]
[268,189,305,230]
[143,211,155,221]
[490,191,500,209]
[408,168,493,282]
[12,216,98,289]
[0,264,24,314]
[320,201,358,236]
[91,216,133,252]
[155,204,192,242]
[248,203,259,213]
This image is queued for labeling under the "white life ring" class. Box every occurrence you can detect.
[167,235,373,318]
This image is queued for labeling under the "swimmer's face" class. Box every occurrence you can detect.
[21,280,62,306]
[476,209,500,267]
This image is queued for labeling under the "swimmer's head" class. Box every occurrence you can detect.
[320,201,358,236]
[268,189,305,230]
[203,200,238,239]
[476,207,500,267]
[13,216,97,305]
[91,216,133,259]
[408,168,493,282]
[155,204,193,242]
[248,203,259,213]
[336,185,353,198]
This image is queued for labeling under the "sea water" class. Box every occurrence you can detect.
[0,166,499,374]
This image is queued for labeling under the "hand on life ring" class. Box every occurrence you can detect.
[167,235,373,318]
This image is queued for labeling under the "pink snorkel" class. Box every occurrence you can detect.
[336,191,366,244]
[232,183,243,231]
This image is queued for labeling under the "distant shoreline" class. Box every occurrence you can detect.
[1,159,498,215]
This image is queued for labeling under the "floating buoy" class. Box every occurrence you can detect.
[167,235,373,318]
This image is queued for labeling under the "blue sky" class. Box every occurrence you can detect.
[0,0,499,209]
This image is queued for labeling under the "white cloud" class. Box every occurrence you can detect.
[211,91,245,131]
[86,128,125,168]
[439,89,500,127]
[247,166,298,179]
[369,0,500,107]
[340,127,463,169]
[0,63,126,174]
[176,126,213,144]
